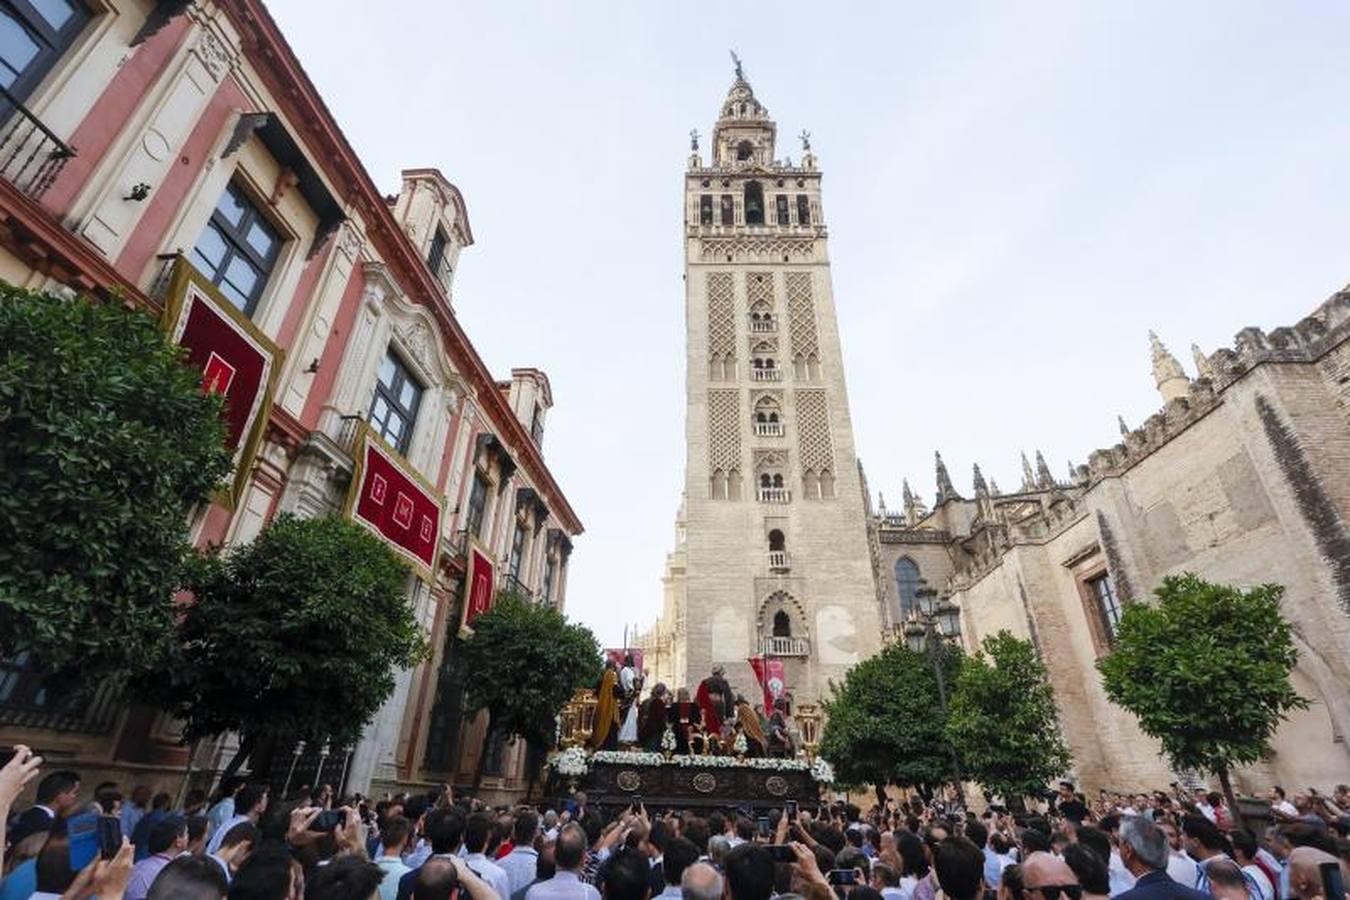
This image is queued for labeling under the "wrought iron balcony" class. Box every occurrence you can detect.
[751,368,781,382]
[758,636,810,657]
[753,422,784,437]
[749,317,776,333]
[757,487,790,503]
[767,550,790,571]
[499,572,533,601]
[0,87,75,200]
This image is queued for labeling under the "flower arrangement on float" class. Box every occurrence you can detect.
[549,746,589,777]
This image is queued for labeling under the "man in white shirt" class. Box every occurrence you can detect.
[501,811,542,896]
[1157,819,1200,888]
[464,810,512,900]
[1269,788,1298,820]
[204,776,244,838]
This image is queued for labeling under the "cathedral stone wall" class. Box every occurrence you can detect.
[878,293,1350,795]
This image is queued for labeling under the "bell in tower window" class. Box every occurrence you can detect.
[736,140,754,161]
[744,182,765,226]
[700,195,714,226]
[796,194,811,225]
[776,195,790,225]
[721,195,735,226]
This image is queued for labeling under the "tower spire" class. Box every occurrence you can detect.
[1020,451,1036,492]
[1149,330,1190,402]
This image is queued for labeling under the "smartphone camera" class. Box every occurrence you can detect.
[785,800,798,818]
[828,870,859,886]
[757,816,771,838]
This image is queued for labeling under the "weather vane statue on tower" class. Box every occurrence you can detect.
[730,49,744,81]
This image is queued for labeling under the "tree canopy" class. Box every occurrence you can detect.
[459,592,600,773]
[819,640,962,797]
[142,514,428,759]
[946,630,1071,802]
[1097,573,1307,808]
[0,289,230,682]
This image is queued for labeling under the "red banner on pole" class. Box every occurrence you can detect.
[748,655,786,711]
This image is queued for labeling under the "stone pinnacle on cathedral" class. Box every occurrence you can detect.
[972,463,989,497]
[1035,450,1055,490]
[902,478,925,526]
[1020,451,1036,493]
[1149,330,1191,403]
[989,477,1002,497]
[934,451,961,506]
[1118,414,1130,437]
[1191,343,1215,379]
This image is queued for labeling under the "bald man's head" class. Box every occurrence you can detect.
[1022,852,1081,898]
[1288,846,1348,900]
[681,861,724,900]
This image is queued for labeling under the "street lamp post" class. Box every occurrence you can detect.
[902,584,963,791]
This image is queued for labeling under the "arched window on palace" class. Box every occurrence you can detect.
[895,557,921,620]
[768,529,786,552]
[773,610,792,637]
[744,181,765,225]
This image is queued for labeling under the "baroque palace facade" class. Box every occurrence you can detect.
[643,69,1350,795]
[0,0,576,801]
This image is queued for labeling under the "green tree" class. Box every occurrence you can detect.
[946,630,1071,805]
[1097,573,1307,812]
[0,288,230,683]
[459,592,600,788]
[141,514,428,776]
[819,640,962,800]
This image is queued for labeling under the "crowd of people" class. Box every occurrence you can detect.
[589,662,796,758]
[4,742,1350,900]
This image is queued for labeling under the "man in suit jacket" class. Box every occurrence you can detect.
[1114,816,1213,900]
[7,769,81,847]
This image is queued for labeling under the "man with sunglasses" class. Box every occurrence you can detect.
[1114,817,1212,900]
[1023,852,1084,900]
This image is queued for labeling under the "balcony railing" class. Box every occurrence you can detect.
[758,636,810,657]
[0,87,75,199]
[749,318,776,333]
[500,572,533,601]
[768,550,790,571]
[753,422,784,437]
[758,487,791,503]
[751,368,781,382]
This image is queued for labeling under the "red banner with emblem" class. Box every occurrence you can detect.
[460,541,496,635]
[605,648,644,671]
[748,655,786,711]
[162,257,282,509]
[345,424,444,582]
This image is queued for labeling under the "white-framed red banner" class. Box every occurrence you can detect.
[161,256,283,510]
[343,422,445,583]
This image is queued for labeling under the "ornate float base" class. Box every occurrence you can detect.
[571,755,823,811]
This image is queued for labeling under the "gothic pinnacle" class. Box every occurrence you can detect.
[1118,414,1130,437]
[1035,450,1055,490]
[1020,451,1036,492]
[972,463,989,497]
[1191,342,1215,379]
[934,451,959,504]
[989,477,1002,497]
[1149,329,1190,402]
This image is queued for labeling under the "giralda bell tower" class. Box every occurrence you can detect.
[667,61,883,705]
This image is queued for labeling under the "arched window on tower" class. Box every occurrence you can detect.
[803,469,819,499]
[895,557,921,620]
[711,469,727,500]
[744,181,765,225]
[820,469,835,498]
[773,610,792,637]
[768,529,785,552]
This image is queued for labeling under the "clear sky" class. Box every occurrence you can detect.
[270,1,1350,647]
